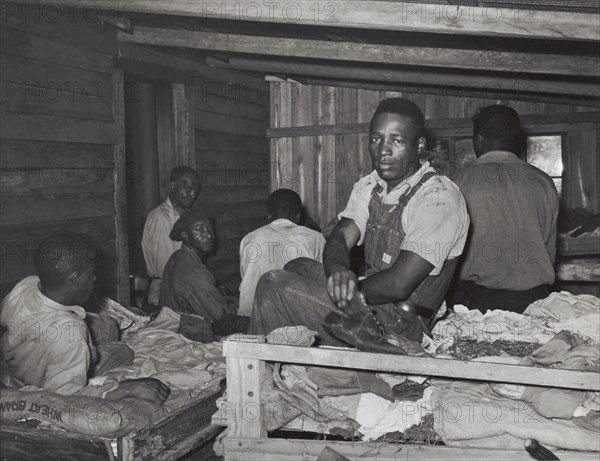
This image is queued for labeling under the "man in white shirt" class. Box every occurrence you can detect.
[141,166,200,306]
[249,98,469,354]
[238,189,326,317]
[1,232,169,403]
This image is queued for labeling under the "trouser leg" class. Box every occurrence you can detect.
[91,342,134,376]
[248,269,343,346]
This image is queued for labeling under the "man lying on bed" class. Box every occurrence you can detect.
[0,232,169,404]
[249,98,469,354]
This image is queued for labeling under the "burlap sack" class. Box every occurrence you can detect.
[0,389,165,438]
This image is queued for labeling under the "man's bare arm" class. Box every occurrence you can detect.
[105,378,170,405]
[323,218,361,308]
[361,251,433,305]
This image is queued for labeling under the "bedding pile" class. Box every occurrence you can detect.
[252,292,600,451]
[91,305,227,412]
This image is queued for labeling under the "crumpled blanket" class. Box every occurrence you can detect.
[432,291,600,352]
[524,292,600,345]
[486,330,600,422]
[97,297,151,341]
[356,387,434,441]
[100,328,226,412]
[432,380,600,452]
[521,330,600,372]
[432,306,553,352]
[264,327,358,431]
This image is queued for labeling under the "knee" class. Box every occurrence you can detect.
[255,270,285,300]
[283,257,311,273]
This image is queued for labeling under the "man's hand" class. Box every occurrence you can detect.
[327,270,358,309]
[105,378,170,405]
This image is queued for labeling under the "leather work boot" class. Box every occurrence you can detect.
[322,308,412,355]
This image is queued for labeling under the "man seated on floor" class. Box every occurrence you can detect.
[0,232,169,403]
[160,208,249,341]
[238,188,326,317]
[249,98,469,353]
[142,166,201,306]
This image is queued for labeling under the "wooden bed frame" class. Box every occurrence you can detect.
[0,389,223,461]
[218,339,600,461]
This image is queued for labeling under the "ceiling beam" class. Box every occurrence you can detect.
[115,42,266,86]
[15,0,600,41]
[207,56,600,98]
[118,27,600,78]
[299,77,600,108]
[266,111,600,138]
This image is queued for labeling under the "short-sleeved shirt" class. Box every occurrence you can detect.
[339,161,469,275]
[141,198,182,278]
[455,151,559,290]
[159,245,229,321]
[0,276,92,395]
[238,219,326,316]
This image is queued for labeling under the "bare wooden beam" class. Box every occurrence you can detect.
[115,42,266,86]
[266,111,600,138]
[301,77,600,109]
[208,56,600,98]
[556,261,600,282]
[118,27,600,77]
[112,70,130,306]
[224,438,596,461]
[559,237,600,256]
[17,0,600,41]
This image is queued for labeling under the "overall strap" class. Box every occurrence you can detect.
[397,171,437,207]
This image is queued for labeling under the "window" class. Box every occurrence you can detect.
[526,135,563,195]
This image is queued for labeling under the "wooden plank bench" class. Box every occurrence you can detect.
[218,339,600,461]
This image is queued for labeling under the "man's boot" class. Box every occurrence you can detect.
[323,300,425,355]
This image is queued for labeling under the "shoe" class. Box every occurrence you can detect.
[322,309,410,355]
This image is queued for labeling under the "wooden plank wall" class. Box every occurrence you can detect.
[194,71,271,286]
[0,13,121,300]
[269,83,595,228]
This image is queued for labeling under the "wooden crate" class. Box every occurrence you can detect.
[1,390,223,461]
[219,339,600,461]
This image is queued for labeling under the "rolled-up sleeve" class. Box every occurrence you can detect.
[400,185,468,275]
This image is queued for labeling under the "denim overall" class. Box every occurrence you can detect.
[363,172,458,341]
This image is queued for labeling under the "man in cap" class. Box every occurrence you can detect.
[142,166,201,306]
[160,208,248,340]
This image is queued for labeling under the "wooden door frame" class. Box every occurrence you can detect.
[112,70,196,305]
